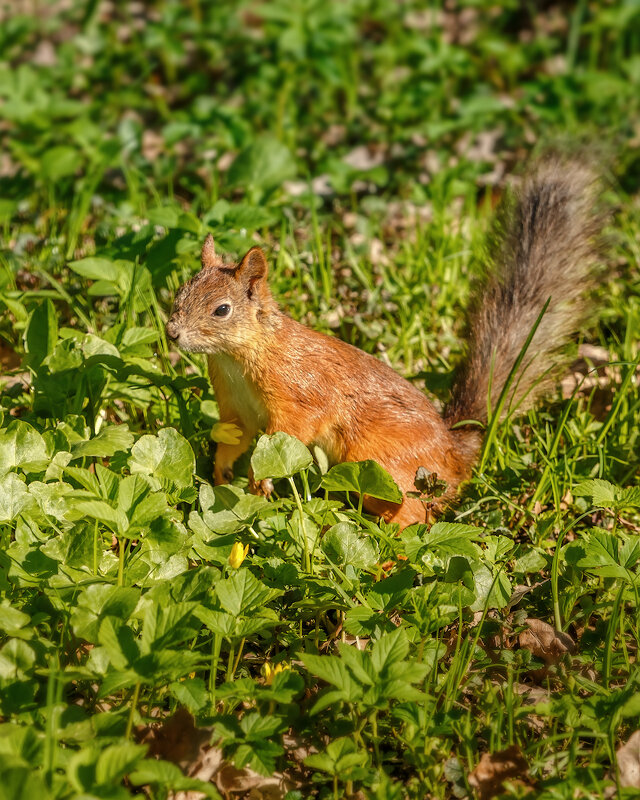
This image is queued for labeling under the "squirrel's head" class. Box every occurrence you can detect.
[166,234,275,354]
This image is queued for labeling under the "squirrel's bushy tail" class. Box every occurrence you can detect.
[445,156,606,430]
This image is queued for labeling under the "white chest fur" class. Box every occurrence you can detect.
[208,353,268,429]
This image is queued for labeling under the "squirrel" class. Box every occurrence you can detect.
[165,157,605,528]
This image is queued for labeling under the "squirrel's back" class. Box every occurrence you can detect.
[445,157,606,432]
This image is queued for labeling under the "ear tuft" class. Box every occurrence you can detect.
[201,233,223,269]
[237,247,269,296]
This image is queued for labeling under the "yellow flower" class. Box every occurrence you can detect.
[211,421,243,445]
[229,541,249,569]
[263,662,290,686]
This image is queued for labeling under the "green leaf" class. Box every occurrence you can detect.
[0,474,33,523]
[565,530,633,580]
[304,737,367,776]
[41,145,82,181]
[251,432,313,480]
[321,460,403,503]
[321,522,379,570]
[299,653,353,692]
[67,257,120,282]
[424,522,483,559]
[227,135,296,195]
[215,569,282,617]
[0,421,48,476]
[95,742,147,786]
[573,479,618,508]
[129,427,195,488]
[24,299,57,368]
[371,628,409,675]
[130,759,222,798]
[470,565,512,611]
[73,499,128,534]
[71,424,134,459]
[169,678,208,713]
[0,640,36,679]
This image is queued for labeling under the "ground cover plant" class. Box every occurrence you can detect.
[1,1,639,797]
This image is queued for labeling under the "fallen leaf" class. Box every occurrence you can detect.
[518,618,575,666]
[216,764,290,798]
[618,730,640,788]
[343,145,386,171]
[468,745,531,799]
[138,708,211,768]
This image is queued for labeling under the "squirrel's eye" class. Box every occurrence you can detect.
[213,304,231,317]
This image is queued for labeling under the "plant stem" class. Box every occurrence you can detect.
[126,682,141,739]
[209,633,222,711]
[118,537,125,587]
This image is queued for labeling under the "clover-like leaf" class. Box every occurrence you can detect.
[251,432,313,481]
[129,427,195,488]
[321,460,402,503]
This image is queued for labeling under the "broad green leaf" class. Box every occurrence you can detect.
[565,530,635,580]
[0,640,36,679]
[168,678,209,714]
[371,628,409,675]
[41,145,82,181]
[73,499,128,534]
[0,474,33,523]
[251,432,313,480]
[24,299,57,368]
[424,522,483,559]
[98,618,139,669]
[129,427,195,487]
[130,759,222,799]
[227,135,296,195]
[470,565,511,611]
[321,522,379,570]
[95,742,147,786]
[321,460,402,503]
[147,206,181,228]
[215,569,282,616]
[304,737,367,776]
[199,483,268,534]
[71,424,134,459]
[67,257,120,283]
[0,421,48,476]
[71,585,140,641]
[299,653,352,692]
[573,479,617,508]
[0,605,30,635]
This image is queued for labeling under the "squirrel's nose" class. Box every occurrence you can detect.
[166,317,180,341]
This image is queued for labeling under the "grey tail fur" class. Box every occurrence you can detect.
[444,156,606,430]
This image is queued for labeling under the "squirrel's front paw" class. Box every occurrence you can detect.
[249,476,274,498]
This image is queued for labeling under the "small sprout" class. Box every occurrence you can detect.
[229,541,249,569]
[211,421,243,445]
[263,662,290,685]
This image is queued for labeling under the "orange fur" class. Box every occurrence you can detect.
[166,160,605,528]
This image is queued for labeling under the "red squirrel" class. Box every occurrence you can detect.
[166,158,604,528]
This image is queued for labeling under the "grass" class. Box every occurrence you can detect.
[0,1,639,798]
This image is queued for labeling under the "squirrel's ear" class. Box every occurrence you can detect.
[201,233,224,269]
[237,247,269,298]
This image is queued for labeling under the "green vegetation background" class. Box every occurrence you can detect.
[0,1,639,798]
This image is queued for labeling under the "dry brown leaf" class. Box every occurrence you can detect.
[0,341,21,372]
[142,129,164,162]
[518,618,576,666]
[137,708,211,769]
[216,764,291,798]
[342,145,386,171]
[468,745,531,799]
[617,730,640,788]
